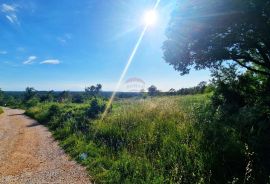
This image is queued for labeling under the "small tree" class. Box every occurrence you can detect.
[85,84,102,97]
[168,88,176,95]
[59,91,71,103]
[24,87,37,101]
[96,84,102,93]
[197,81,207,94]
[148,85,159,96]
[40,90,54,102]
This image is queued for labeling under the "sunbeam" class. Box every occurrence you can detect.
[101,0,161,120]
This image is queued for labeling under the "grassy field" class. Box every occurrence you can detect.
[26,94,215,183]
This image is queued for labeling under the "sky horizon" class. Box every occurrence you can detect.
[0,0,211,92]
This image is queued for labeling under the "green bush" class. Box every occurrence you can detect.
[0,107,3,114]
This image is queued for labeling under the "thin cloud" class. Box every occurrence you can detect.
[1,4,15,12]
[6,14,18,24]
[1,3,19,24]
[57,33,72,45]
[23,56,37,64]
[0,50,7,54]
[40,59,60,65]
[17,47,25,52]
[57,37,67,44]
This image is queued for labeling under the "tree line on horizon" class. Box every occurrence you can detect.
[0,81,212,108]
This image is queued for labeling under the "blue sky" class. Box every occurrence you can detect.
[0,0,210,91]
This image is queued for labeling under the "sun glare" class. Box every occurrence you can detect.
[102,0,161,120]
[144,10,157,26]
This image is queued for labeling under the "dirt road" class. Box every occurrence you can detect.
[0,108,91,184]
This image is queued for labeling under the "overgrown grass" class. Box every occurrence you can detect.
[26,94,247,183]
[0,107,3,114]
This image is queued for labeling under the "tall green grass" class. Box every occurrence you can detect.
[27,94,239,183]
[0,107,3,114]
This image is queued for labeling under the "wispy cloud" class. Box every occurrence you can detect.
[57,33,72,45]
[40,59,60,65]
[17,47,25,52]
[0,50,7,54]
[23,56,37,64]
[1,3,19,24]
[2,4,15,12]
[6,14,18,24]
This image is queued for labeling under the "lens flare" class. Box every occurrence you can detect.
[101,0,161,120]
[144,10,157,26]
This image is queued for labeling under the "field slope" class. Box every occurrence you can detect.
[26,94,211,183]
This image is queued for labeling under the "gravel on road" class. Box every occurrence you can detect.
[0,108,91,184]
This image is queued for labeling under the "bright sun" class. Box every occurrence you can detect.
[144,10,157,26]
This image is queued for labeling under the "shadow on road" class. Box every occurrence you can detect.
[26,122,40,127]
[8,113,24,116]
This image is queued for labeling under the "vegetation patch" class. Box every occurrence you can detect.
[26,95,218,183]
[0,107,3,114]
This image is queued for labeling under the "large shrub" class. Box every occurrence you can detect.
[208,65,270,183]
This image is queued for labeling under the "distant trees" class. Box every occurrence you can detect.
[40,90,54,102]
[0,89,20,107]
[24,87,37,101]
[148,85,159,96]
[59,91,71,103]
[163,0,270,76]
[85,84,102,97]
[72,93,84,103]
[24,87,39,107]
[0,89,4,104]
[45,90,54,102]
[197,81,207,93]
[166,81,210,96]
[168,88,176,95]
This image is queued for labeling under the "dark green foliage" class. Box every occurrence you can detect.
[58,90,72,103]
[0,89,4,104]
[0,107,3,114]
[40,90,54,102]
[23,87,40,108]
[162,1,270,182]
[72,93,84,103]
[24,87,37,101]
[165,81,211,96]
[3,95,21,108]
[163,0,270,76]
[147,85,159,96]
[85,98,106,119]
[85,84,102,97]
[175,81,210,95]
[209,65,270,183]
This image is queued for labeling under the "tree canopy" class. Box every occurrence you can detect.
[24,87,37,101]
[163,0,270,76]
[85,84,102,96]
[148,85,159,96]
